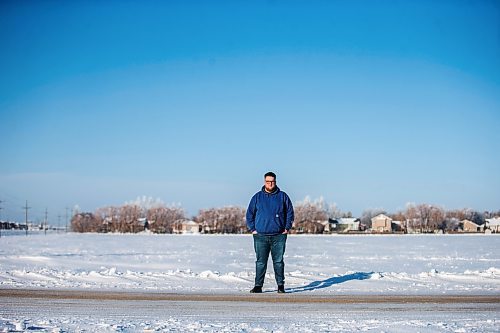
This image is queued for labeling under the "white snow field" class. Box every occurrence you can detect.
[1,232,499,332]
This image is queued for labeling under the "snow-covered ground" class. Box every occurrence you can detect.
[1,232,499,295]
[1,232,499,332]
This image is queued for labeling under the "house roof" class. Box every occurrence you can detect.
[486,218,500,226]
[329,218,359,224]
[462,219,480,227]
[338,218,360,225]
[372,214,391,221]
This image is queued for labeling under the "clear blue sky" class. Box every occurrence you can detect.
[1,0,499,224]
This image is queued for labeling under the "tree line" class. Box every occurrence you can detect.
[71,201,248,234]
[71,197,499,234]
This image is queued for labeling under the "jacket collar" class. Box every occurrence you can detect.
[261,185,280,195]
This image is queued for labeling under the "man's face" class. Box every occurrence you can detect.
[264,176,276,192]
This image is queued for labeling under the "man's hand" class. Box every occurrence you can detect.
[282,229,288,234]
[252,230,258,234]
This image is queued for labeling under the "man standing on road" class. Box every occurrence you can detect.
[246,171,294,293]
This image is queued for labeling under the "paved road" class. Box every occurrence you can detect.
[1,289,499,332]
[1,288,499,304]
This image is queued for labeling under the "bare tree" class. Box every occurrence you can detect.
[71,212,101,232]
[195,207,218,233]
[446,208,483,225]
[446,209,465,222]
[147,206,185,233]
[294,197,328,234]
[404,203,444,233]
[391,211,406,221]
[484,210,500,219]
[428,205,445,231]
[467,210,484,225]
[69,200,190,234]
[342,211,353,218]
[94,206,121,233]
[326,201,343,219]
[442,216,461,232]
[119,204,142,233]
[195,206,246,234]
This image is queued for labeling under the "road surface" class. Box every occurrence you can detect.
[2,288,499,303]
[1,289,499,332]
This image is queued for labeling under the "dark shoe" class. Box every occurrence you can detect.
[277,285,285,293]
[250,286,262,293]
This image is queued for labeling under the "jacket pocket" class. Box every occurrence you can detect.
[274,212,284,229]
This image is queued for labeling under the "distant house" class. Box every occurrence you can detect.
[294,221,325,234]
[318,220,330,233]
[137,218,154,230]
[180,220,200,234]
[391,220,405,232]
[371,214,392,233]
[199,221,212,234]
[461,219,484,233]
[485,218,500,233]
[329,218,360,233]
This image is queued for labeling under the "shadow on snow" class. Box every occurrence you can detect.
[285,272,374,293]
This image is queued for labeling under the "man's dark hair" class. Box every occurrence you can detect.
[264,171,276,179]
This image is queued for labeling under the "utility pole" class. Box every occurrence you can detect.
[0,199,4,238]
[44,208,48,235]
[65,207,69,233]
[22,200,31,236]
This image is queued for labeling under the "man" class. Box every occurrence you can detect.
[246,171,294,293]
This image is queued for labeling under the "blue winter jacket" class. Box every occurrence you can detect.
[246,186,294,235]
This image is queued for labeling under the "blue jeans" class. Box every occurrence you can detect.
[253,233,287,287]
